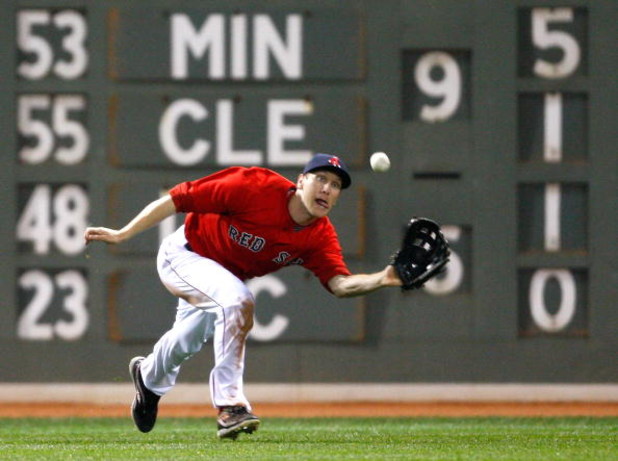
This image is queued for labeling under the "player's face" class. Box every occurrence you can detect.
[297,171,342,218]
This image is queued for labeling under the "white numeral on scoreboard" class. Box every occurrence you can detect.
[414,51,461,123]
[18,94,89,165]
[529,269,576,332]
[17,9,88,80]
[532,8,581,79]
[18,269,89,341]
[543,93,563,162]
[17,184,89,255]
[423,225,464,295]
[544,183,561,252]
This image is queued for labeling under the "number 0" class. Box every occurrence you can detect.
[529,269,576,332]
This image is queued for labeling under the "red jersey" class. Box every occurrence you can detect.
[169,167,351,288]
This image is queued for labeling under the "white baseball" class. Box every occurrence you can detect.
[370,152,391,172]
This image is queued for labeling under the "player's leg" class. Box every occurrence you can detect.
[209,295,254,409]
[133,225,259,437]
[209,296,260,439]
[129,226,216,432]
[178,262,260,438]
[138,226,219,386]
[130,300,216,433]
[139,299,215,394]
[154,227,260,437]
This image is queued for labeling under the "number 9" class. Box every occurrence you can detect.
[414,51,462,123]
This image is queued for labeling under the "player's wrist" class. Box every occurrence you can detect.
[382,266,403,287]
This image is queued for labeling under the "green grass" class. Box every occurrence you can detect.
[0,417,616,460]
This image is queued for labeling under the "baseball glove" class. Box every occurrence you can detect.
[390,217,450,290]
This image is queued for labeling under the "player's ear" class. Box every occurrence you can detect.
[296,173,305,189]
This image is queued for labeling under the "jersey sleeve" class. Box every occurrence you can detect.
[169,167,255,214]
[302,222,351,290]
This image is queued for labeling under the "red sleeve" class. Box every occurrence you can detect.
[302,221,351,290]
[170,167,256,214]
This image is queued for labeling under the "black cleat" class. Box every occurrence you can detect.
[129,356,160,433]
[217,406,260,440]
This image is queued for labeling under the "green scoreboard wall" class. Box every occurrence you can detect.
[1,0,616,383]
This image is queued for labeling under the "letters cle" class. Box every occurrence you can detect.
[158,98,313,167]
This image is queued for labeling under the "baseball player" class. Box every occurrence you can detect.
[84,153,405,439]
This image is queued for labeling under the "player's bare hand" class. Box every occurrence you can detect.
[84,227,124,245]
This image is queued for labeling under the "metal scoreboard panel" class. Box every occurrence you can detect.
[3,0,617,384]
[108,7,364,81]
[109,90,366,168]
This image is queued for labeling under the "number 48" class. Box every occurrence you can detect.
[17,184,89,255]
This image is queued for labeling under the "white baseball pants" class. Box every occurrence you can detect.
[139,226,255,410]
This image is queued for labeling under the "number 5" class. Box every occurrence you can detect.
[532,8,581,79]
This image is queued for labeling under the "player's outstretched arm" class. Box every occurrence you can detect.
[328,265,402,298]
[84,194,176,245]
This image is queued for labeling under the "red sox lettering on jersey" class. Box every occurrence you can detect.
[228,224,265,252]
[228,224,304,266]
[272,251,304,266]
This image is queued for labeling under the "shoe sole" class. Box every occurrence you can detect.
[217,418,260,440]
